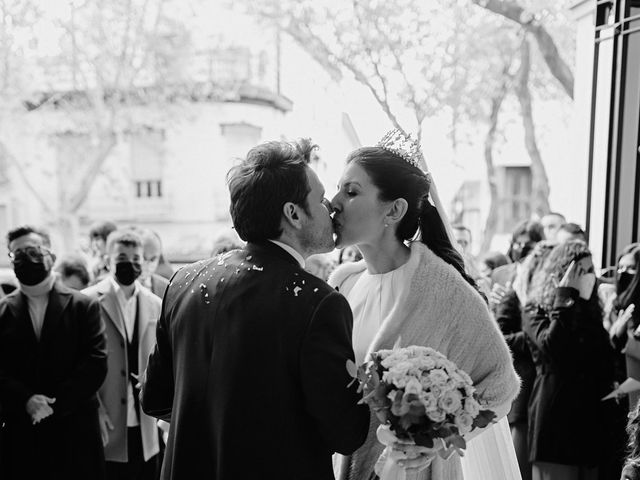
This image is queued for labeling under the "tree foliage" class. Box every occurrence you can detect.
[0,0,194,248]
[239,0,575,245]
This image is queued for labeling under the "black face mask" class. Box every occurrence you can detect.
[13,254,51,286]
[114,262,142,286]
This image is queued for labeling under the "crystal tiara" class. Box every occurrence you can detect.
[377,129,425,170]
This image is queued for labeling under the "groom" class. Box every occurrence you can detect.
[141,139,369,479]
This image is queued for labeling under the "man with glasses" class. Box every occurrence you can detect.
[0,225,108,479]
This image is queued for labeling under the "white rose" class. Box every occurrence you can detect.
[438,390,463,414]
[425,359,438,371]
[404,377,423,395]
[429,385,443,398]
[421,392,438,411]
[455,413,474,435]
[392,361,414,373]
[440,380,456,393]
[427,408,446,423]
[428,369,449,386]
[464,398,480,417]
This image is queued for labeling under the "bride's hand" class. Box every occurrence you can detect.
[376,424,445,472]
[391,438,446,472]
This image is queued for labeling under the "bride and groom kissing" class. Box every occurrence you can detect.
[140,131,521,480]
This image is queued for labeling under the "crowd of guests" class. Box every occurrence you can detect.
[443,212,639,480]
[0,221,192,480]
[1,212,640,480]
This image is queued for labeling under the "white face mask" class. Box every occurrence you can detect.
[578,273,596,300]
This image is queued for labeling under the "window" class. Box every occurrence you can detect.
[135,180,163,198]
[130,128,165,200]
[498,166,532,233]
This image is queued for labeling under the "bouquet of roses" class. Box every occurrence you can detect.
[347,345,496,479]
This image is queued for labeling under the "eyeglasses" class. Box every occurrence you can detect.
[618,266,638,275]
[8,245,51,261]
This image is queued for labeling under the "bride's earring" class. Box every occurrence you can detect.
[384,223,389,228]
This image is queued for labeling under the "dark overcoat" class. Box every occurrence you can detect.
[495,289,535,424]
[523,286,614,466]
[0,280,107,480]
[141,241,369,480]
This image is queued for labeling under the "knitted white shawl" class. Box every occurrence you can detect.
[329,242,520,480]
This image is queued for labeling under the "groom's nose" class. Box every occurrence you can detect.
[321,198,333,214]
[330,193,340,211]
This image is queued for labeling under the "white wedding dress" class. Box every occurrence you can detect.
[341,262,522,480]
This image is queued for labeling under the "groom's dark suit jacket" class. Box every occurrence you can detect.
[142,241,369,480]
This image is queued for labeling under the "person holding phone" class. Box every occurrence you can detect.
[523,240,615,480]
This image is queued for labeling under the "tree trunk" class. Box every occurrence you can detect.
[472,0,574,99]
[481,75,509,253]
[515,37,551,217]
[69,132,117,213]
[58,213,79,254]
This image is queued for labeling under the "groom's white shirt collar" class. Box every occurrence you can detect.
[268,240,305,268]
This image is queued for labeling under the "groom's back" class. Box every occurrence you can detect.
[145,241,368,479]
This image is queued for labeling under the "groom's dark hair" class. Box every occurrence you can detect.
[227,139,316,242]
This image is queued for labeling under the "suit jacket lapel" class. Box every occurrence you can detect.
[6,291,38,346]
[97,279,126,340]
[40,282,72,343]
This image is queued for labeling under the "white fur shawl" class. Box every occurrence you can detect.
[329,242,520,480]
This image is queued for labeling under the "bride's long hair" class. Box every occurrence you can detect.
[347,147,477,290]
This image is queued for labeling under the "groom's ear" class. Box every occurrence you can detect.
[282,202,303,230]
[385,198,408,226]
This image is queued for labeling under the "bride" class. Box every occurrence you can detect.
[328,130,521,480]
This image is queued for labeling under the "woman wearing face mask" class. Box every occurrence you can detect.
[523,241,615,480]
[329,130,520,480]
[609,245,640,407]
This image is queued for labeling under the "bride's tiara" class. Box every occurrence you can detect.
[377,129,425,170]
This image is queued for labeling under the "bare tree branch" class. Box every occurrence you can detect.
[0,141,54,216]
[471,0,574,99]
[277,16,406,132]
[68,132,117,213]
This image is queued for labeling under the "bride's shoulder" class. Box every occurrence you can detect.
[327,259,367,291]
[410,242,485,301]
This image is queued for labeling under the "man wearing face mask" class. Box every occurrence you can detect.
[0,225,107,480]
[82,229,161,480]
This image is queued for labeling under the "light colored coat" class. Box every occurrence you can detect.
[329,242,520,480]
[82,277,161,463]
